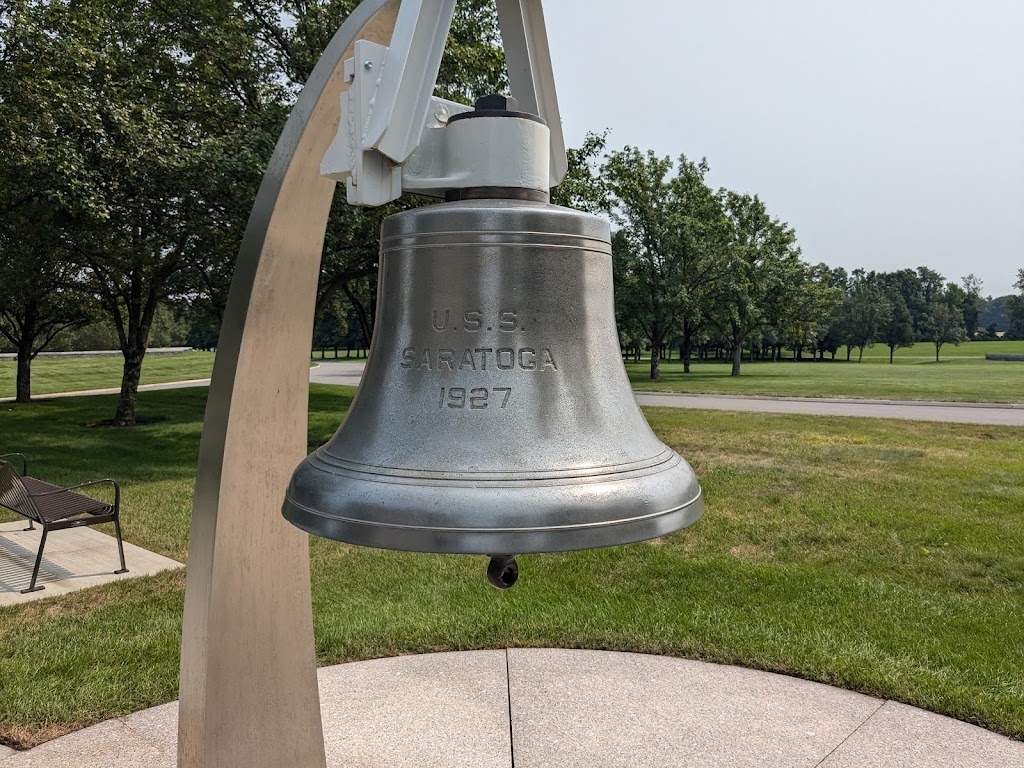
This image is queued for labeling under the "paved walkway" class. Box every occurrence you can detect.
[634,391,1024,426]
[4,361,1022,425]
[0,522,183,607]
[1,649,1020,766]
[0,378,213,402]
[311,362,1024,426]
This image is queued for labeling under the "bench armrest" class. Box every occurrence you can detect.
[0,453,28,476]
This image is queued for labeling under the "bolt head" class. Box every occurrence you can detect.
[363,60,373,70]
[474,94,518,112]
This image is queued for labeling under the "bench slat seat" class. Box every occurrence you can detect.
[20,477,114,522]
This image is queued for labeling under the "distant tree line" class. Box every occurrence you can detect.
[593,148,1021,378]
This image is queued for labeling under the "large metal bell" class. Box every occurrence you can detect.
[283,198,703,556]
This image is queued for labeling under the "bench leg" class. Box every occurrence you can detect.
[113,516,129,575]
[23,520,35,532]
[21,528,47,593]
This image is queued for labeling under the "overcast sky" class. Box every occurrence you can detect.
[542,0,1024,297]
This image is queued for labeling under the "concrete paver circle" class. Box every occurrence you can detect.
[2,649,1019,767]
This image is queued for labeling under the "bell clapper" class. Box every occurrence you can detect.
[487,555,519,590]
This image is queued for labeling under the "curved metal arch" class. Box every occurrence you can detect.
[178,3,399,766]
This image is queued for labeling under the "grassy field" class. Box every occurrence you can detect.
[3,341,1023,403]
[0,351,215,398]
[628,344,1024,403]
[0,386,1022,748]
[841,340,1024,360]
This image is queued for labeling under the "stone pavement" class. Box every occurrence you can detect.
[0,521,183,606]
[2,649,1020,766]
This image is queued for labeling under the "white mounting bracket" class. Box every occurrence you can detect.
[321,0,567,207]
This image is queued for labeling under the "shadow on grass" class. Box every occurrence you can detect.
[1,387,357,487]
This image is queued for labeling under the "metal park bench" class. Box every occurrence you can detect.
[0,454,128,593]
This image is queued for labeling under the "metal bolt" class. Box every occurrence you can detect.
[363,61,373,70]
[474,94,518,112]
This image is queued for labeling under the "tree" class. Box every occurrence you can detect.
[884,268,928,337]
[550,131,612,214]
[980,321,999,341]
[785,263,842,361]
[604,149,723,380]
[879,289,914,363]
[843,270,888,362]
[960,274,985,338]
[666,157,729,373]
[922,301,966,362]
[816,267,849,360]
[0,244,90,402]
[916,266,946,308]
[0,1,94,401]
[312,298,350,357]
[978,294,1010,334]
[604,149,676,380]
[714,191,801,376]
[1006,269,1024,340]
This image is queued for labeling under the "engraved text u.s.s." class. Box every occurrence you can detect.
[400,306,559,411]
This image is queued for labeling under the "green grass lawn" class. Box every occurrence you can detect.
[0,351,216,399]
[845,340,1024,360]
[0,386,1022,748]
[628,353,1024,403]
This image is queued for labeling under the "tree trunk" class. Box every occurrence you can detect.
[342,282,373,348]
[857,346,864,363]
[650,349,660,379]
[935,343,941,362]
[9,306,38,404]
[15,347,32,403]
[845,347,852,362]
[889,346,894,364]
[730,327,743,377]
[114,353,144,426]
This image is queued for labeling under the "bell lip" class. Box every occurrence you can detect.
[282,487,703,555]
[302,445,683,485]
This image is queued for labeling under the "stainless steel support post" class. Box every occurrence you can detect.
[177,3,399,766]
